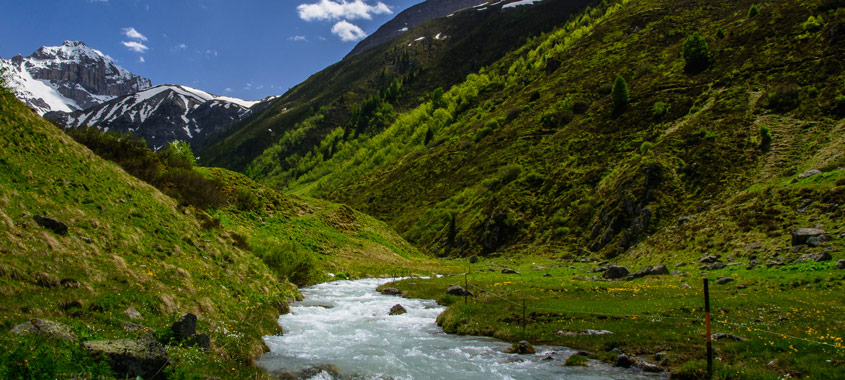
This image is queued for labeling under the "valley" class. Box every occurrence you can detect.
[1,0,844,379]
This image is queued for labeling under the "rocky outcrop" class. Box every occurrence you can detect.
[505,340,536,354]
[447,285,473,296]
[12,319,78,341]
[33,214,68,235]
[1,41,150,114]
[603,265,630,279]
[171,313,210,349]
[380,287,402,295]
[791,228,829,246]
[83,333,169,380]
[628,264,669,279]
[389,304,408,315]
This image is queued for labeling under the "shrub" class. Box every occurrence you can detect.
[611,75,629,112]
[766,83,801,112]
[748,5,759,18]
[250,238,315,286]
[716,28,726,39]
[0,334,114,379]
[651,101,670,118]
[640,141,654,154]
[759,124,772,151]
[159,140,196,168]
[802,16,822,32]
[683,32,711,73]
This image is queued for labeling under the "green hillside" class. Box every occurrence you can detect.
[0,87,437,378]
[198,0,595,172]
[249,0,844,262]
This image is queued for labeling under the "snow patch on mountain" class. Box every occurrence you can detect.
[503,0,542,9]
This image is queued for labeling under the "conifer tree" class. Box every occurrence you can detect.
[612,75,629,112]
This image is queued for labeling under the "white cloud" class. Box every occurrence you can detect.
[139,56,145,63]
[289,35,308,41]
[178,43,188,49]
[225,88,232,93]
[205,49,218,57]
[122,41,149,53]
[122,27,148,41]
[297,0,391,22]
[331,20,367,42]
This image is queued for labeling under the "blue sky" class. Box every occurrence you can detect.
[0,0,420,100]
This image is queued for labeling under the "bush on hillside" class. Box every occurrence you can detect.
[250,238,315,286]
[159,140,196,168]
[651,101,670,118]
[683,32,711,73]
[611,75,629,112]
[766,83,802,112]
[759,125,772,151]
[748,5,760,17]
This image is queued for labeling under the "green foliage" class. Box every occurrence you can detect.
[249,237,315,286]
[611,75,629,111]
[758,125,772,151]
[160,140,196,168]
[748,5,760,18]
[802,16,822,32]
[541,101,574,128]
[682,32,711,72]
[716,28,726,39]
[424,127,434,145]
[431,87,446,110]
[65,126,225,209]
[0,333,114,379]
[564,354,589,366]
[639,141,654,154]
[766,83,802,112]
[651,101,670,118]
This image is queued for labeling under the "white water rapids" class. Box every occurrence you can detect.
[259,278,666,380]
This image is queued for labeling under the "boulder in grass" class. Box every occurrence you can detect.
[716,277,734,285]
[603,265,629,279]
[12,319,77,341]
[614,354,634,368]
[791,228,829,247]
[837,259,845,270]
[712,333,746,342]
[380,287,402,296]
[171,313,198,341]
[83,333,169,380]
[33,215,68,235]
[446,285,473,297]
[501,268,520,274]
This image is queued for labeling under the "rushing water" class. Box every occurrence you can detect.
[259,278,666,380]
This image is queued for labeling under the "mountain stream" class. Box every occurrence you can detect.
[258,278,667,380]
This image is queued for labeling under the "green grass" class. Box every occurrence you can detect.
[382,255,845,379]
[0,91,297,378]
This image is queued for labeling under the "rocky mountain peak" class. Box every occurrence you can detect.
[1,41,151,114]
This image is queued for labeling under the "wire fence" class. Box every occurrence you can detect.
[422,272,845,353]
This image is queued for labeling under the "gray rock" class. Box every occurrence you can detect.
[556,329,613,336]
[736,284,747,290]
[699,255,720,264]
[635,361,663,373]
[711,333,746,341]
[380,287,402,295]
[797,252,833,263]
[187,333,210,349]
[124,307,143,320]
[629,264,669,279]
[603,265,630,279]
[389,304,407,316]
[12,319,77,341]
[797,169,822,179]
[33,214,68,235]
[837,259,845,269]
[791,228,829,247]
[171,313,198,341]
[501,268,520,274]
[716,277,734,285]
[273,365,341,380]
[469,256,479,264]
[807,236,827,247]
[83,333,169,380]
[505,341,536,355]
[447,285,473,297]
[703,261,727,271]
[747,260,761,270]
[614,354,634,368]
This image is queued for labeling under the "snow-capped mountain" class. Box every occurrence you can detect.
[0,41,151,115]
[45,85,276,150]
[345,0,489,58]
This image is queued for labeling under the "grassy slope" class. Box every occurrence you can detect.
[0,91,301,378]
[198,0,596,172]
[270,0,845,262]
[198,167,444,282]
